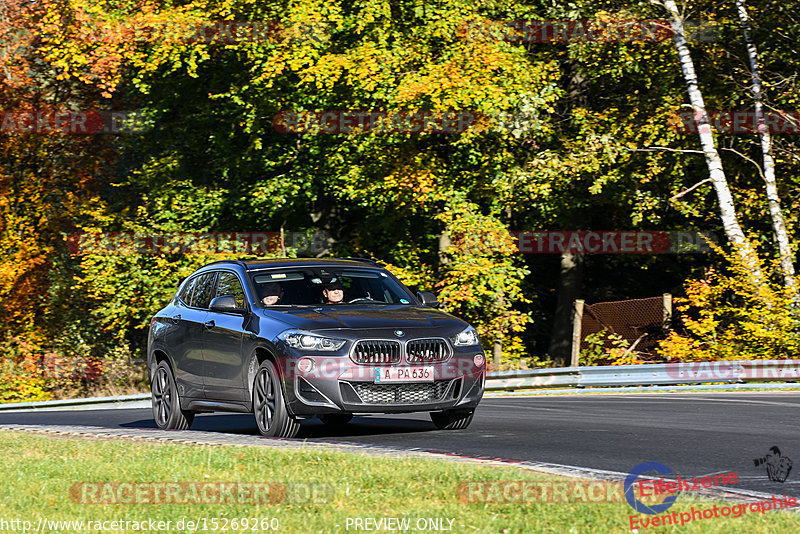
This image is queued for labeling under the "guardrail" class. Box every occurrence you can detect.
[0,393,151,412]
[485,360,800,391]
[2,361,799,411]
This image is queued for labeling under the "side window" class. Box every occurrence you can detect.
[191,272,217,309]
[178,276,197,306]
[216,272,246,309]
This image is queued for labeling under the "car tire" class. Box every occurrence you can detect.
[430,409,474,430]
[318,414,354,426]
[151,361,194,430]
[253,360,300,438]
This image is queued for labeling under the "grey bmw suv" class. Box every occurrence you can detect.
[147,258,486,437]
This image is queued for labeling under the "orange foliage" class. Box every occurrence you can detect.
[0,1,110,333]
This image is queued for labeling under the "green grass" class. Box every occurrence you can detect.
[0,431,798,533]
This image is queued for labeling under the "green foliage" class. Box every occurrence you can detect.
[435,196,532,365]
[579,329,641,366]
[579,330,608,366]
[74,254,210,338]
[657,240,800,361]
[0,334,147,402]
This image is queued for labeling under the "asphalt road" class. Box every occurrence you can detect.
[2,393,799,498]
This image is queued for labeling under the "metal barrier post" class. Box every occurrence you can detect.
[663,293,673,332]
[571,299,584,367]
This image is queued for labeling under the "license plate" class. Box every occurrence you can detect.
[374,366,434,383]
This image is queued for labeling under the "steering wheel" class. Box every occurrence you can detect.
[348,297,377,304]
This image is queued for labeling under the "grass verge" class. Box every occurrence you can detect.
[0,431,798,533]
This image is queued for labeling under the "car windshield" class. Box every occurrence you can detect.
[250,267,414,307]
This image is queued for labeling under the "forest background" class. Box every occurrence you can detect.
[2,0,799,400]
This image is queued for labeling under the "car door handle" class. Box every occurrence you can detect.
[204,320,215,329]
[171,314,181,324]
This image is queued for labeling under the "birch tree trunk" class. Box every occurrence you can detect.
[660,0,763,285]
[735,0,797,295]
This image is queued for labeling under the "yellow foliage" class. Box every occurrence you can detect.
[434,197,532,368]
[656,240,800,361]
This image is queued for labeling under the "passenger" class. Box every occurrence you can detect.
[261,283,283,306]
[322,280,344,304]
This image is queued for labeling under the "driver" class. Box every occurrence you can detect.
[261,283,284,306]
[322,280,344,304]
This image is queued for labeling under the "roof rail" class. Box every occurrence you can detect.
[201,259,248,269]
[341,257,380,266]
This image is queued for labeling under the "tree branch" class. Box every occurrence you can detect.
[628,146,705,154]
[671,178,713,200]
[719,147,766,181]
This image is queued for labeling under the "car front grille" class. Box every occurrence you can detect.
[406,338,450,363]
[351,340,401,365]
[350,381,451,404]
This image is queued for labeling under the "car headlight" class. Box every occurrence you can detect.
[451,327,480,346]
[278,330,346,351]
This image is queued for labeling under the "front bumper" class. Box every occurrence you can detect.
[275,346,485,415]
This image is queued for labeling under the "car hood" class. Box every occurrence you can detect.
[261,305,466,332]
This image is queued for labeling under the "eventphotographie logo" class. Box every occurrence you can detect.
[625,462,678,515]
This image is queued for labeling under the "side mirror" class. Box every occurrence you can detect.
[417,291,439,308]
[209,295,244,314]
